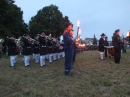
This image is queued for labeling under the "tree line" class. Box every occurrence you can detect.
[0,0,71,39]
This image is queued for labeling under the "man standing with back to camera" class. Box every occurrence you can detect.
[113,29,122,64]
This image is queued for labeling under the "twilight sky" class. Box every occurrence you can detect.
[15,0,130,40]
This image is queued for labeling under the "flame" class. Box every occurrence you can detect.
[77,20,80,27]
[127,32,130,36]
[78,29,81,35]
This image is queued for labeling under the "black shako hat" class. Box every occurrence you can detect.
[8,34,15,38]
[25,33,31,36]
[100,33,106,36]
[40,30,46,34]
[115,29,120,33]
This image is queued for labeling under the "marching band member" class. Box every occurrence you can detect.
[57,38,61,59]
[23,33,32,67]
[98,33,105,60]
[53,37,58,61]
[39,31,47,67]
[14,36,19,64]
[104,36,109,57]
[113,29,122,64]
[33,34,40,64]
[7,34,16,67]
[47,34,53,63]
[63,23,73,76]
[61,40,65,58]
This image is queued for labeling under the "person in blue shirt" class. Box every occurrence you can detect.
[63,23,73,76]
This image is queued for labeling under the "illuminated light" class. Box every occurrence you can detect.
[77,20,80,27]
[127,32,130,36]
[78,29,81,35]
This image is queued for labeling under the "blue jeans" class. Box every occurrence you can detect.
[64,45,73,74]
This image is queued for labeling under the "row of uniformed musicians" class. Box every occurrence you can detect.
[7,31,65,67]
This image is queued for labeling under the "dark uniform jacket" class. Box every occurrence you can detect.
[98,38,105,52]
[23,37,32,55]
[47,39,53,54]
[39,35,47,55]
[53,41,58,53]
[60,43,64,52]
[33,38,40,54]
[113,34,122,49]
[57,42,61,53]
[104,40,109,46]
[7,39,16,56]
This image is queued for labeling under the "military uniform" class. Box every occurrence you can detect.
[39,34,47,66]
[57,41,61,59]
[60,41,65,58]
[47,38,53,63]
[33,38,40,64]
[23,36,32,67]
[98,33,105,60]
[113,32,122,64]
[7,36,16,67]
[104,37,109,57]
[53,41,58,61]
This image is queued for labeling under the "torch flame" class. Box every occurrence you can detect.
[78,29,81,35]
[127,32,129,36]
[77,20,80,27]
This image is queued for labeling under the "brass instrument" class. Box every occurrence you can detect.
[0,39,4,44]
[11,37,22,50]
[52,37,57,42]
[34,38,40,45]
[60,46,63,49]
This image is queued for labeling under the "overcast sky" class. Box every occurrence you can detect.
[15,0,130,40]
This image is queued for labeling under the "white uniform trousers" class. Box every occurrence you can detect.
[45,54,49,59]
[40,55,45,66]
[57,53,61,59]
[10,56,15,67]
[24,56,30,66]
[99,52,104,60]
[32,53,35,60]
[61,52,65,57]
[53,53,57,61]
[49,54,53,63]
[14,55,18,64]
[35,54,40,63]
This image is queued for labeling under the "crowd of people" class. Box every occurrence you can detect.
[98,29,125,64]
[0,23,77,76]
[0,27,128,76]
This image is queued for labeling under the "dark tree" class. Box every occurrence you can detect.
[29,4,71,38]
[93,34,97,45]
[0,0,28,38]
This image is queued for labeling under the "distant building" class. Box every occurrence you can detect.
[85,38,99,45]
[85,38,93,45]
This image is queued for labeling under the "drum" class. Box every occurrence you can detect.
[105,46,115,56]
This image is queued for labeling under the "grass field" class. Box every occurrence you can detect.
[0,50,130,97]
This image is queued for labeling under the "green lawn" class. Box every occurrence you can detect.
[0,50,130,97]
